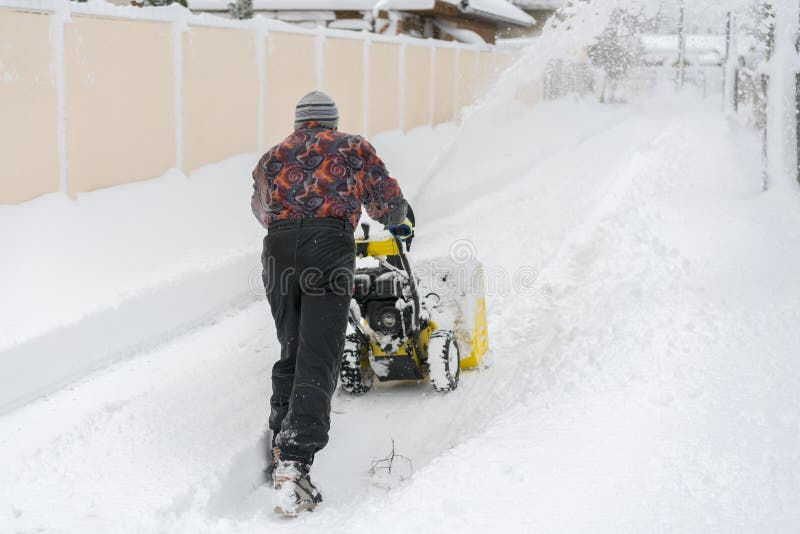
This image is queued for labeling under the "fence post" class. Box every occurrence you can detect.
[315,33,325,91]
[676,0,686,90]
[363,38,371,137]
[51,1,68,194]
[256,24,266,151]
[723,11,732,111]
[453,45,460,122]
[796,72,800,185]
[761,2,774,191]
[398,41,406,132]
[171,12,185,173]
[429,45,436,127]
[796,0,800,185]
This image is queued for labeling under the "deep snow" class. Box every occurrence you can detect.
[2,94,800,533]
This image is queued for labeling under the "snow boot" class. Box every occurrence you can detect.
[272,456,322,516]
[265,447,280,483]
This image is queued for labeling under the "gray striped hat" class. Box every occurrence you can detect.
[294,91,339,130]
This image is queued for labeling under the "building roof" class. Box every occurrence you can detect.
[639,34,727,66]
[188,0,534,26]
[510,0,565,9]
[187,0,429,10]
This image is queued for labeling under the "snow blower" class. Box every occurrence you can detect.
[339,224,489,395]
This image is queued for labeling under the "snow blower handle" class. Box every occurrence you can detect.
[393,235,421,341]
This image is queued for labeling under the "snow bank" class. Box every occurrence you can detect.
[414,98,625,222]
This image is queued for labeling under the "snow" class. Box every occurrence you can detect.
[4,0,800,528]
[434,19,487,45]
[441,0,535,26]
[640,33,727,57]
[3,91,800,531]
[496,35,540,48]
[0,162,254,352]
[404,98,800,533]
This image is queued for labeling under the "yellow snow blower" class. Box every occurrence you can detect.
[339,225,489,395]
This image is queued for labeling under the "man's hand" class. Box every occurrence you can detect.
[389,217,414,240]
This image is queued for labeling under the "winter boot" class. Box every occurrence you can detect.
[272,456,322,515]
[265,447,280,483]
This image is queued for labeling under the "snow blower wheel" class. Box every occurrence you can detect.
[339,332,374,396]
[428,329,460,392]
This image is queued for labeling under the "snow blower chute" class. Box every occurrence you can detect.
[339,224,489,395]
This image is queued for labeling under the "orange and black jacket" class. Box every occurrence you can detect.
[251,122,408,231]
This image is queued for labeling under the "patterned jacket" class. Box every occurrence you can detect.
[251,123,407,230]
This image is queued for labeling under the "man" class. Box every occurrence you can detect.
[251,91,412,515]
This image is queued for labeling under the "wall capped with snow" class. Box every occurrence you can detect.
[0,0,520,205]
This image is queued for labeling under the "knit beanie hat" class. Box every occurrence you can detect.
[294,91,339,130]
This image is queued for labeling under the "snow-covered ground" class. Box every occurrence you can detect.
[2,93,800,533]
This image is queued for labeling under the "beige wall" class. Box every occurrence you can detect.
[322,37,365,135]
[65,16,175,197]
[1,6,516,205]
[403,45,431,131]
[183,26,259,173]
[368,42,400,135]
[433,47,456,125]
[264,32,317,147]
[0,10,60,203]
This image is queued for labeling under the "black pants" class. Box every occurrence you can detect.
[262,218,355,465]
